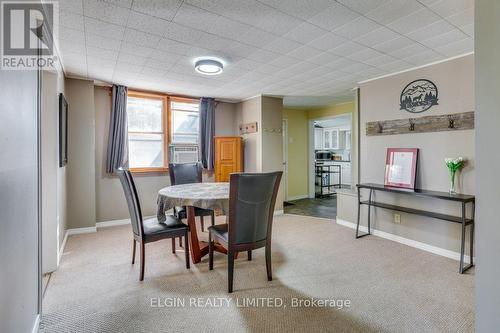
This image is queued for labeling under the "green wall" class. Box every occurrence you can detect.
[283,101,356,199]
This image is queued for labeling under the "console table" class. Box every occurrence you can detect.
[356,183,475,273]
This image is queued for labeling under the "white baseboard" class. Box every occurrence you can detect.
[96,218,131,228]
[58,230,69,265]
[32,314,40,333]
[66,226,97,235]
[336,218,472,264]
[286,194,308,201]
[274,210,284,216]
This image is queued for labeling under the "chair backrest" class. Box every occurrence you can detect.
[228,172,282,245]
[169,162,203,185]
[117,168,143,238]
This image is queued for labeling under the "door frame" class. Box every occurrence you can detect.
[282,119,288,201]
[308,113,353,198]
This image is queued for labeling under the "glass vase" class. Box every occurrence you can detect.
[449,170,457,195]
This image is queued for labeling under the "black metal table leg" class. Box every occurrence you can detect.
[356,188,370,239]
[459,202,466,273]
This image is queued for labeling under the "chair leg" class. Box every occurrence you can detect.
[209,231,214,270]
[228,250,235,293]
[179,237,182,248]
[171,238,176,254]
[139,241,145,281]
[184,232,190,269]
[131,240,136,264]
[265,245,272,281]
[200,215,205,232]
[247,250,252,261]
[211,212,215,226]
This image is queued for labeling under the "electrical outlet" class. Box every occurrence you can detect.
[393,213,401,224]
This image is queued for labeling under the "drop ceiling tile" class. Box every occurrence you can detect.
[115,61,143,73]
[307,2,360,31]
[87,46,119,61]
[287,46,323,60]
[254,8,303,36]
[420,29,468,49]
[144,58,176,71]
[365,0,424,25]
[156,38,191,55]
[307,33,348,51]
[104,0,133,9]
[246,49,282,63]
[262,38,302,55]
[194,32,233,51]
[131,0,183,20]
[86,33,122,51]
[283,22,329,44]
[149,49,183,64]
[461,23,473,37]
[372,36,414,54]
[428,0,473,18]
[124,29,161,48]
[87,56,116,68]
[387,8,441,35]
[163,23,203,45]
[117,53,149,66]
[446,7,474,29]
[433,37,473,57]
[83,0,130,26]
[329,41,365,57]
[307,52,342,66]
[378,59,412,72]
[354,27,401,47]
[332,16,382,40]
[120,42,155,57]
[126,11,171,36]
[59,27,86,44]
[60,11,84,30]
[59,0,83,14]
[58,40,86,55]
[342,62,374,74]
[238,27,279,48]
[347,48,384,62]
[268,55,300,68]
[258,0,333,20]
[363,54,398,67]
[222,42,258,59]
[389,43,430,59]
[173,4,221,31]
[85,17,126,40]
[403,49,443,65]
[207,16,252,41]
[406,19,456,42]
[336,0,388,14]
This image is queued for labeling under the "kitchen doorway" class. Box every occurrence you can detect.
[284,113,352,219]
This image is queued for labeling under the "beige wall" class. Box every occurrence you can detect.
[282,108,308,199]
[235,96,262,173]
[65,78,96,229]
[358,54,474,253]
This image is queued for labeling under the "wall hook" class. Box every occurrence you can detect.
[377,122,383,133]
[409,118,416,131]
[448,115,455,129]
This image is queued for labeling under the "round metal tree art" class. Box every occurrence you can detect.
[400,79,439,113]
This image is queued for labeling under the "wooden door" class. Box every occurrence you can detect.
[215,137,242,182]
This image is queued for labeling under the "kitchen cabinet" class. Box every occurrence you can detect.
[323,128,339,149]
[345,131,351,150]
[314,128,323,149]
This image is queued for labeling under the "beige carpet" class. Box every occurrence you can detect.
[41,214,474,333]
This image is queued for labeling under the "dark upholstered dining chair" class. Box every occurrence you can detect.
[208,172,282,293]
[117,168,190,281]
[168,162,215,232]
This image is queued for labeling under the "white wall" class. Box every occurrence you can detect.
[475,1,500,330]
[359,55,474,253]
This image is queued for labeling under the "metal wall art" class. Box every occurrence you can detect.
[400,79,438,113]
[239,121,258,135]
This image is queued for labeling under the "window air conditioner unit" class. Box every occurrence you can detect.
[170,145,199,163]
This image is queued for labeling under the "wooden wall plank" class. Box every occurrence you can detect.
[366,111,474,136]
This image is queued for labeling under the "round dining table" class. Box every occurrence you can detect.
[157,182,230,264]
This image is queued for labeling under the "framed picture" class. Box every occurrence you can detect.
[384,148,418,189]
[59,93,68,167]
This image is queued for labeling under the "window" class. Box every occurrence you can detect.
[170,98,200,144]
[127,92,168,172]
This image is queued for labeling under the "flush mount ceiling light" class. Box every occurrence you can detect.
[194,58,224,75]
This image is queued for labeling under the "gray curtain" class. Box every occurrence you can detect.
[199,97,215,170]
[106,84,129,173]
